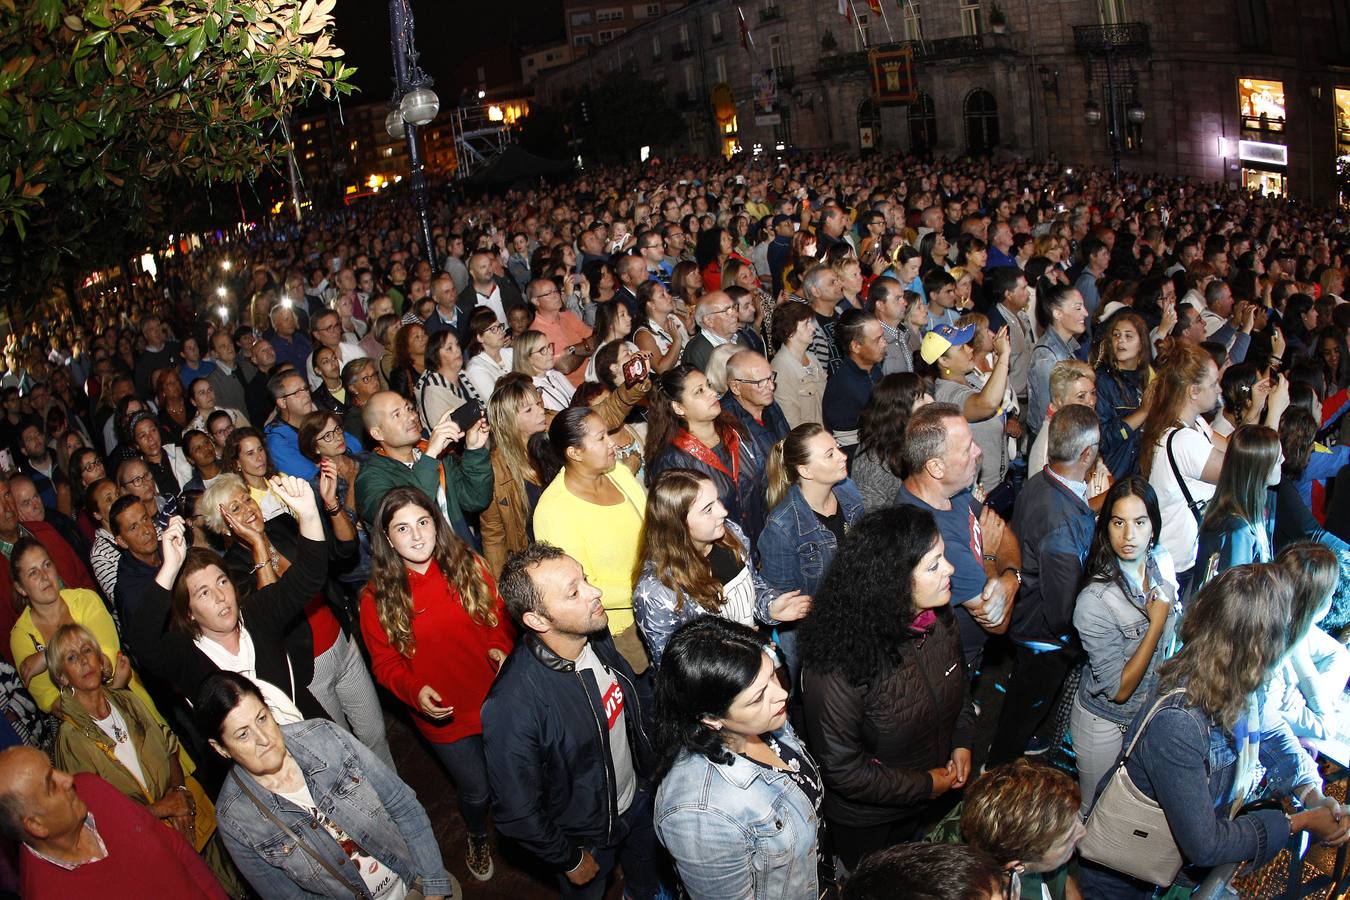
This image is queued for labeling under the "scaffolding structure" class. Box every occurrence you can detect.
[450,104,515,180]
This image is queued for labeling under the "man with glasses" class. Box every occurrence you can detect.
[660,223,691,272]
[526,279,594,388]
[681,291,741,373]
[724,350,788,461]
[0,477,97,661]
[305,309,368,390]
[263,370,360,480]
[634,230,672,288]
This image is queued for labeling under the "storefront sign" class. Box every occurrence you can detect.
[1237,139,1288,166]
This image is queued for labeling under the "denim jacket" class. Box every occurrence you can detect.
[634,521,778,668]
[215,719,450,899]
[1103,686,1320,873]
[655,725,820,900]
[757,480,866,599]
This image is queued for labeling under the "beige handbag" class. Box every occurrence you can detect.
[1078,690,1187,887]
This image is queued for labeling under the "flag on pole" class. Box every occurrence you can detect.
[738,6,754,50]
[866,0,882,11]
[838,0,851,20]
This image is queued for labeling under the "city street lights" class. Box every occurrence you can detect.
[386,0,439,273]
[1081,30,1145,182]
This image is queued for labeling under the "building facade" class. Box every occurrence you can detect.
[291,102,459,201]
[564,0,688,58]
[538,0,1350,204]
[521,42,575,84]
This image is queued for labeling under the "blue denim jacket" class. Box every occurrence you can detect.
[1102,687,1319,873]
[655,725,820,900]
[757,480,866,599]
[216,719,451,899]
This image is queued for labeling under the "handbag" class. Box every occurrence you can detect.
[1078,689,1187,887]
[1165,428,1208,524]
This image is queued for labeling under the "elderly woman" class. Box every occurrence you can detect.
[512,329,577,411]
[416,329,486,434]
[199,472,393,769]
[48,623,245,897]
[199,671,453,900]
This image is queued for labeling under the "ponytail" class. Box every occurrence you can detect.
[765,423,827,512]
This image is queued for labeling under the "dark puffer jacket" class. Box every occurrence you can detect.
[800,607,976,827]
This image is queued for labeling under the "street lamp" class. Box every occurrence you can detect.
[386,0,439,274]
[1083,99,1103,127]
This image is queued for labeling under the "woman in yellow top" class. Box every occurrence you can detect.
[532,406,649,673]
[9,537,194,773]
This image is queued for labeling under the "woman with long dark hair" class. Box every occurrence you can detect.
[798,507,973,870]
[463,307,514,401]
[1028,282,1090,436]
[633,469,808,668]
[1283,293,1319,362]
[387,321,428,401]
[1193,425,1282,579]
[633,280,688,373]
[1070,476,1180,815]
[360,486,514,882]
[415,328,484,434]
[646,365,765,540]
[1078,564,1348,897]
[697,226,749,293]
[652,617,828,899]
[851,373,933,511]
[1092,310,1153,478]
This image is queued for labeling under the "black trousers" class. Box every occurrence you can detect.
[830,813,924,872]
[985,643,1077,767]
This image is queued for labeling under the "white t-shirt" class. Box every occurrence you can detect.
[1149,422,1217,572]
[276,779,407,900]
[575,642,637,815]
[92,703,147,790]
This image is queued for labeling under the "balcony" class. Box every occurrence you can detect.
[760,5,781,21]
[817,50,869,76]
[672,41,693,59]
[1073,22,1151,55]
[1241,113,1286,134]
[815,35,1015,77]
[774,64,795,87]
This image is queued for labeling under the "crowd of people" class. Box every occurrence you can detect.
[0,148,1348,899]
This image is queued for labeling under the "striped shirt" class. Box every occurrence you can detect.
[90,529,121,618]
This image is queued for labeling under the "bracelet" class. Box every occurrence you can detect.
[325,504,342,517]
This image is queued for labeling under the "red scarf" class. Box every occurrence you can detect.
[673,427,741,484]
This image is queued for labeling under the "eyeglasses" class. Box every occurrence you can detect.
[314,321,340,333]
[357,372,379,384]
[485,322,507,334]
[279,385,311,400]
[532,343,555,356]
[120,472,151,488]
[706,305,736,317]
[533,289,560,300]
[80,459,103,473]
[732,373,777,389]
[317,427,344,444]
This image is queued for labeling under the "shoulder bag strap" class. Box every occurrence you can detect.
[1166,428,1205,523]
[230,769,365,899]
[1120,688,1189,764]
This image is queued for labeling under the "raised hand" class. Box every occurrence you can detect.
[768,591,812,622]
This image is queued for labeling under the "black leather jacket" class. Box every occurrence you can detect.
[801,607,976,827]
[481,631,655,872]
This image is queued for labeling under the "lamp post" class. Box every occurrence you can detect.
[386,0,440,273]
[1082,31,1145,182]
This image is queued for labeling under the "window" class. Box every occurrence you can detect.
[684,64,695,93]
[570,10,592,26]
[909,91,937,155]
[963,89,999,154]
[901,0,922,41]
[715,55,726,83]
[1097,0,1126,23]
[381,146,395,158]
[300,122,312,132]
[711,11,722,38]
[679,23,689,43]
[598,28,625,43]
[573,34,595,47]
[652,34,662,57]
[646,3,662,16]
[303,151,315,160]
[1238,78,1285,132]
[854,12,872,49]
[1334,0,1350,59]
[959,0,980,35]
[1236,0,1270,51]
[596,7,624,23]
[526,58,535,67]
[769,34,784,69]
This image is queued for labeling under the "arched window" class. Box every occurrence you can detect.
[908,91,937,156]
[964,88,999,155]
[858,98,882,150]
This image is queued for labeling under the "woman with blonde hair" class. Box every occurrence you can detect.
[511,328,576,411]
[360,486,514,882]
[481,374,551,575]
[1139,341,1227,596]
[633,468,809,668]
[47,623,245,896]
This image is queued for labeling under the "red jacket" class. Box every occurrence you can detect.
[21,774,227,899]
[0,521,98,664]
[360,559,516,743]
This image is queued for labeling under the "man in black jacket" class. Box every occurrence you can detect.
[484,543,664,899]
[454,249,525,345]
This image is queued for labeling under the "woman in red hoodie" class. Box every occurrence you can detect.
[360,485,515,884]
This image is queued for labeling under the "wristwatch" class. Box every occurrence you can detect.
[1000,566,1022,586]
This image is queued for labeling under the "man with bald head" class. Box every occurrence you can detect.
[353,391,493,543]
[724,350,789,459]
[455,248,525,332]
[681,291,741,373]
[0,747,228,896]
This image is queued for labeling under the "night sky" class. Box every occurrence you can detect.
[332,0,565,102]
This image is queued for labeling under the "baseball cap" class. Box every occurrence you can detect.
[919,323,976,365]
[772,213,792,227]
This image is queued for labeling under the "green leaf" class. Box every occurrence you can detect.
[103,37,117,73]
[85,10,111,28]
[163,25,194,47]
[62,15,84,31]
[186,25,206,62]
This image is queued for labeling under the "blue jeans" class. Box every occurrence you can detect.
[430,734,491,838]
[557,785,662,900]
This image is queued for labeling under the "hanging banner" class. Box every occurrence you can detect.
[710,82,737,127]
[752,68,778,114]
[870,45,917,105]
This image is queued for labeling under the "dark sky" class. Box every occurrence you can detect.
[333,0,564,102]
